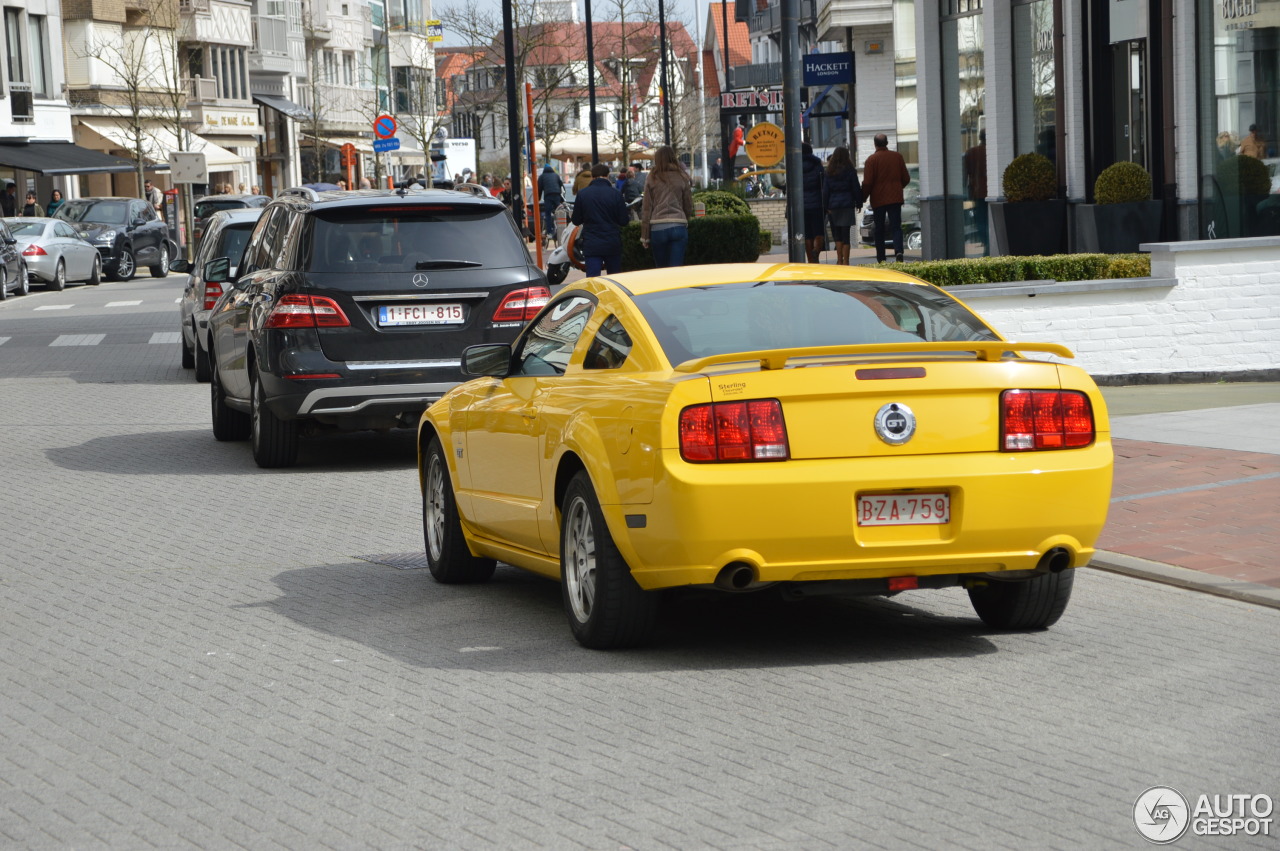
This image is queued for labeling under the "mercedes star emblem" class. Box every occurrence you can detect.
[412,273,429,287]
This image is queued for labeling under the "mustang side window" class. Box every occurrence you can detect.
[583,315,632,370]
[514,295,596,375]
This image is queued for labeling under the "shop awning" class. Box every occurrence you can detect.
[77,118,243,169]
[253,94,312,121]
[304,135,375,154]
[0,141,141,175]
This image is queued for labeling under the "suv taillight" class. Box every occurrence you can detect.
[264,294,351,329]
[679,399,789,462]
[1000,390,1095,451]
[202,282,223,311]
[492,286,550,322]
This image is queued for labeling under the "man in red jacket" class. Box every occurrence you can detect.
[862,134,912,263]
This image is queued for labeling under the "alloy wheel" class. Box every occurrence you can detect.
[562,495,597,623]
[117,250,135,279]
[425,453,447,561]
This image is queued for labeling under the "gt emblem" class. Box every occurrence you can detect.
[413,273,430,287]
[874,402,916,445]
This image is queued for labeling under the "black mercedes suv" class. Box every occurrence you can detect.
[205,186,549,468]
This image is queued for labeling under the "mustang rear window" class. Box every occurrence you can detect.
[633,281,999,366]
[306,207,529,273]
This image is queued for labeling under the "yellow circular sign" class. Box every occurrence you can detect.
[744,122,785,167]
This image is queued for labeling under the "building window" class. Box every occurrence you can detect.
[941,1,985,256]
[343,52,354,86]
[1013,0,1056,163]
[4,7,25,84]
[28,14,49,96]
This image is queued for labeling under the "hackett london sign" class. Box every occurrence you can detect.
[802,52,854,86]
[720,89,784,109]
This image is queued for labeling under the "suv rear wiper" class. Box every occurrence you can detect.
[415,259,483,269]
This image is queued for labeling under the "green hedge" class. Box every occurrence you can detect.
[692,190,752,217]
[622,214,762,271]
[879,253,1151,287]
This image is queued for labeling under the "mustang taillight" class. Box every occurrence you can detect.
[492,286,550,322]
[680,399,789,462]
[202,282,223,311]
[264,294,350,329]
[1000,389,1095,451]
[22,244,47,256]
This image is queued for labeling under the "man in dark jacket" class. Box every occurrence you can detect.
[537,165,564,238]
[801,143,826,262]
[571,163,629,277]
[862,133,912,263]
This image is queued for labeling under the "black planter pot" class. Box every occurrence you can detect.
[990,199,1067,256]
[1076,201,1163,253]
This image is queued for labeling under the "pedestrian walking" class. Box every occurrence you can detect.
[537,164,564,238]
[1,181,15,217]
[571,163,629,277]
[144,179,163,212]
[862,134,912,263]
[640,146,694,268]
[572,164,593,196]
[45,189,64,217]
[963,129,988,250]
[20,191,44,217]
[821,146,863,266]
[621,167,642,206]
[801,142,826,263]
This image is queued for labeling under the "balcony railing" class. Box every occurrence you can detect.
[185,77,218,101]
[179,0,211,13]
[740,0,816,34]
[8,83,34,123]
[727,62,782,90]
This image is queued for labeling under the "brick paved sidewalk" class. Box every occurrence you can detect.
[1099,439,1280,588]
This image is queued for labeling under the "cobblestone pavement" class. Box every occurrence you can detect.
[1,278,1278,849]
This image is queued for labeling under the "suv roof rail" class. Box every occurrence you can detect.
[277,186,320,201]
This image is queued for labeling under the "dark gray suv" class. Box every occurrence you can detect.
[206,186,549,468]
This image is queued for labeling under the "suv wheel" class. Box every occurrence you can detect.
[210,351,250,441]
[150,244,170,278]
[251,369,299,468]
[112,248,136,281]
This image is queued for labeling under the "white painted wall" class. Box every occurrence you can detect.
[953,238,1280,380]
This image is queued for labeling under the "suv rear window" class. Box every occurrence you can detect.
[194,199,246,219]
[306,206,529,274]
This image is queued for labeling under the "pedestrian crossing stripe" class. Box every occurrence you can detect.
[35,305,73,311]
[0,337,9,346]
[51,334,107,346]
[107,301,143,307]
[148,332,181,345]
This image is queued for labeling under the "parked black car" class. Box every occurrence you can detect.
[206,186,549,468]
[53,197,175,280]
[191,194,269,248]
[0,219,29,299]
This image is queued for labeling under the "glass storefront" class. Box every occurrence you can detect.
[1013,0,1057,165]
[1199,1,1280,239]
[941,0,985,256]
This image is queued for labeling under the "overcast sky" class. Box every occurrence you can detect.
[434,0,710,49]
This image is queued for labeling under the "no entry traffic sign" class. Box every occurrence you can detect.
[374,115,397,139]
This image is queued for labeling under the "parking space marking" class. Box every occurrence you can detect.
[148,332,181,345]
[107,301,144,307]
[0,337,9,346]
[50,334,106,347]
[35,305,73,311]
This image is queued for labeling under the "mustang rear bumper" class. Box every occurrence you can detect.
[603,442,1113,591]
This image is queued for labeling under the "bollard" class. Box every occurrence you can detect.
[694,201,706,218]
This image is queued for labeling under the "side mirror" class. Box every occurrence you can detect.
[203,256,231,284]
[132,217,146,227]
[461,343,514,377]
[170,258,190,274]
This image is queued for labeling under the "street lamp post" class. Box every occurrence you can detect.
[502,0,523,229]
[586,0,599,163]
[780,0,804,261]
[658,0,671,146]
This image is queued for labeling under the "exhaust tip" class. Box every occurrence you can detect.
[715,562,758,591]
[1040,547,1072,573]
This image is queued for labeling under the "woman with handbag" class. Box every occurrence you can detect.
[822,146,863,266]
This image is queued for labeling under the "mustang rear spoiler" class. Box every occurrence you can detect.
[672,341,1075,373]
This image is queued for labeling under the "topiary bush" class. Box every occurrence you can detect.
[621,213,762,271]
[1094,161,1152,204]
[1002,153,1057,202]
[692,190,752,217]
[1216,154,1271,196]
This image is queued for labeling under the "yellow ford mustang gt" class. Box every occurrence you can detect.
[417,263,1112,649]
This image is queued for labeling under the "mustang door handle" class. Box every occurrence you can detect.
[520,406,538,420]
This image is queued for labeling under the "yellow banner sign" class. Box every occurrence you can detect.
[744,121,785,167]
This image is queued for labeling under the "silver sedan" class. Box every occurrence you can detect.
[3,217,101,290]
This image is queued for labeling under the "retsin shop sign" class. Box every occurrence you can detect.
[720,89,784,110]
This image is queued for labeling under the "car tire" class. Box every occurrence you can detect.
[193,331,211,383]
[87,255,102,286]
[968,568,1075,630]
[210,351,250,441]
[50,259,67,291]
[150,244,170,278]
[181,328,195,369]
[547,262,569,286]
[560,471,658,649]
[422,436,496,584]
[250,368,299,468]
[0,270,7,301]
[112,248,136,282]
[16,264,28,296]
